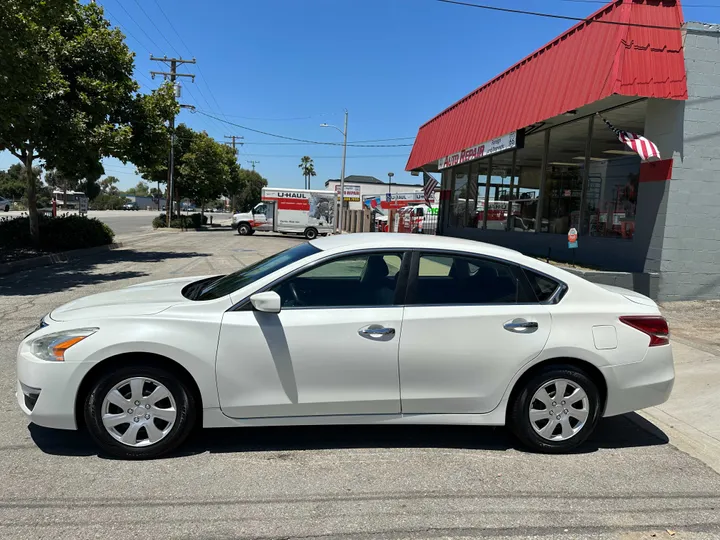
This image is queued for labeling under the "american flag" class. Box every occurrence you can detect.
[422,172,439,205]
[598,114,660,161]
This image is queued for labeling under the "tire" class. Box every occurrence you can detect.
[83,364,197,459]
[237,223,252,236]
[304,227,318,240]
[3,204,9,212]
[508,365,601,453]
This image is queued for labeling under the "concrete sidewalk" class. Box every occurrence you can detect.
[639,339,720,473]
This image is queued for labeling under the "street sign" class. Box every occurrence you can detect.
[568,227,578,249]
[386,193,392,203]
[79,197,89,215]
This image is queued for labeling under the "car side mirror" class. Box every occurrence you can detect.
[250,291,281,314]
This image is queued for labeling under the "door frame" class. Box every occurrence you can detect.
[227,248,414,312]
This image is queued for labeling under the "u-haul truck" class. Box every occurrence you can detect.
[232,188,337,239]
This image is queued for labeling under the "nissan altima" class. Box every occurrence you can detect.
[17,234,673,459]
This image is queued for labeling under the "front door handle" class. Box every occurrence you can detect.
[503,318,539,333]
[358,325,396,339]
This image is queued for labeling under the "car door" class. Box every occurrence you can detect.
[216,250,409,419]
[252,203,272,231]
[398,251,552,414]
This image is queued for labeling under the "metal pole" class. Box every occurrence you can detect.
[338,109,348,232]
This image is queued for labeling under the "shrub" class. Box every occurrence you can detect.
[152,213,208,229]
[0,215,115,252]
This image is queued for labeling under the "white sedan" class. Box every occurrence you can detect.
[17,234,674,459]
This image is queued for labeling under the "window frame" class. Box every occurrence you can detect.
[230,248,413,311]
[405,249,549,307]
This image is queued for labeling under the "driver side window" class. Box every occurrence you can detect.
[273,252,404,308]
[254,204,267,215]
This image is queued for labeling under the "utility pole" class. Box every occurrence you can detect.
[150,55,196,225]
[247,160,260,171]
[224,135,244,154]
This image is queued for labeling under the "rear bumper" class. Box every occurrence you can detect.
[600,345,675,417]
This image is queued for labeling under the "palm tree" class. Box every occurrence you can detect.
[298,156,317,189]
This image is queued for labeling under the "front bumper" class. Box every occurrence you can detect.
[601,345,675,417]
[16,348,95,430]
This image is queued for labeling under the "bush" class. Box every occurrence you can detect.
[0,214,115,252]
[152,213,208,229]
[90,194,129,210]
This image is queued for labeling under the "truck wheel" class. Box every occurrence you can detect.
[304,227,318,240]
[237,223,252,236]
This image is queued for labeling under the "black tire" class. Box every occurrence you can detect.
[84,364,196,459]
[508,364,601,453]
[3,204,9,212]
[304,227,318,240]
[237,223,252,236]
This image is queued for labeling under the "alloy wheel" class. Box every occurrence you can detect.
[529,378,590,442]
[100,377,177,447]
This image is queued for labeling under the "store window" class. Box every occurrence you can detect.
[506,132,544,232]
[450,164,473,228]
[541,117,590,234]
[583,101,645,239]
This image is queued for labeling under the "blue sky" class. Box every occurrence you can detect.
[3,0,720,191]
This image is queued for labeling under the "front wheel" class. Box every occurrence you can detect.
[3,204,9,212]
[304,227,318,240]
[508,365,601,453]
[237,223,252,236]
[84,364,196,459]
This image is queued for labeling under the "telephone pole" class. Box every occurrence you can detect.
[150,55,196,225]
[247,160,260,171]
[224,135,244,154]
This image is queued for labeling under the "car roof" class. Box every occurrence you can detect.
[310,233,521,258]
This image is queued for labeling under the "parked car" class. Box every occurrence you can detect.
[0,196,11,212]
[16,234,673,459]
[123,203,139,211]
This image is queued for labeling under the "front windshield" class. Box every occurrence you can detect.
[195,242,320,301]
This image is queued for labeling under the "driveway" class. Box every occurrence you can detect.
[1,230,719,539]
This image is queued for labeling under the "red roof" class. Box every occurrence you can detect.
[406,0,687,171]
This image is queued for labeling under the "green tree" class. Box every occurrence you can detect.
[0,164,36,200]
[125,180,149,197]
[100,176,120,195]
[0,1,178,243]
[179,132,232,217]
[235,168,268,211]
[298,156,316,189]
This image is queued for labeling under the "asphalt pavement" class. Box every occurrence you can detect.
[1,231,720,540]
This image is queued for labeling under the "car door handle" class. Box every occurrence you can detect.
[358,325,396,339]
[503,319,539,333]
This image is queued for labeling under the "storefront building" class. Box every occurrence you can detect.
[406,0,720,301]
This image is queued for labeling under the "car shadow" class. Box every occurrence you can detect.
[29,413,668,459]
[0,249,211,296]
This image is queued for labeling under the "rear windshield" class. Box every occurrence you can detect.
[188,243,321,301]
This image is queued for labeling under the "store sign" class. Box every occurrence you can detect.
[334,184,361,202]
[438,131,519,170]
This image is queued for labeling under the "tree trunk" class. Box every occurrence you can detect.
[25,152,40,245]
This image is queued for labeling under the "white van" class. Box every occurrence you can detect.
[232,188,337,240]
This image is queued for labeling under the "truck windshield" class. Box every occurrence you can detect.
[190,242,321,301]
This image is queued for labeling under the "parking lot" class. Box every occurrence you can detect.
[1,230,720,539]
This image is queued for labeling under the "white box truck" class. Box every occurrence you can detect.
[232,188,337,240]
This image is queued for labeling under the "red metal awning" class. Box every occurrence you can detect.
[406,0,687,171]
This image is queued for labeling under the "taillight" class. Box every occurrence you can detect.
[619,316,670,347]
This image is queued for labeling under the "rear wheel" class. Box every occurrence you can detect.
[84,364,196,459]
[304,227,318,240]
[237,223,252,236]
[3,204,9,212]
[509,365,601,453]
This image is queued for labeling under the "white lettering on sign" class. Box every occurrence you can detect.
[438,131,518,170]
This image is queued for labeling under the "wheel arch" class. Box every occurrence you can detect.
[505,357,608,422]
[74,352,204,430]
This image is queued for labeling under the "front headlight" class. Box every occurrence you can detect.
[30,328,98,362]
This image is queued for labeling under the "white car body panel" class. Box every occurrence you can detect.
[16,233,674,436]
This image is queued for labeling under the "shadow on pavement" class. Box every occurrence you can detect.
[29,413,668,459]
[0,249,211,296]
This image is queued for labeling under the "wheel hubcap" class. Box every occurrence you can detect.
[101,377,177,448]
[529,378,590,442]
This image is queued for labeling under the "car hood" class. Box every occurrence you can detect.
[49,275,214,322]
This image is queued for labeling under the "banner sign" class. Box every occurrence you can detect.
[334,184,361,202]
[438,131,519,170]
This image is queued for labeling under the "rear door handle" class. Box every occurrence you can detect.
[358,325,396,339]
[503,318,539,333]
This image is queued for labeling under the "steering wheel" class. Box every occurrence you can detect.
[288,282,302,306]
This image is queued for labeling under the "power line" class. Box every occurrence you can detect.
[132,0,183,57]
[111,0,166,53]
[197,111,414,147]
[435,0,681,30]
[559,0,720,6]
[194,108,335,122]
[240,154,409,159]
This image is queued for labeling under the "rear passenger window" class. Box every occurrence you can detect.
[411,254,533,305]
[524,270,561,302]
